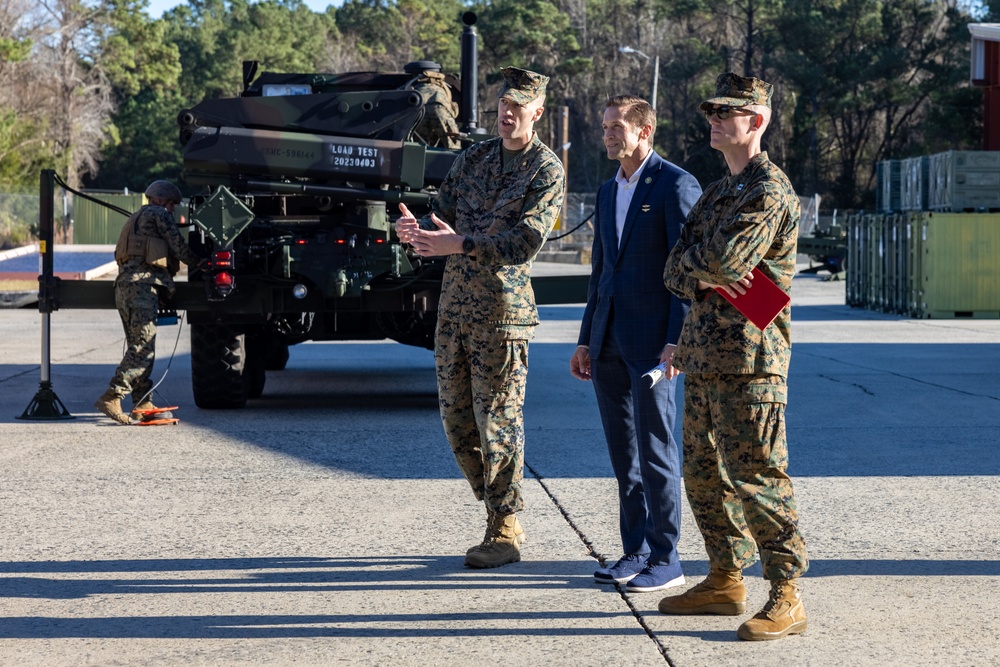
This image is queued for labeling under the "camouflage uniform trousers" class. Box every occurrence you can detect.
[435,318,529,515]
[682,372,808,581]
[108,279,161,404]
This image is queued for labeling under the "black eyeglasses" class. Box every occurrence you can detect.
[703,106,757,120]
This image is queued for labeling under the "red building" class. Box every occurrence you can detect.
[970,23,1000,150]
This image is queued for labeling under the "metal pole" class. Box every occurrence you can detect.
[558,105,569,238]
[459,12,484,134]
[651,55,659,110]
[19,169,73,420]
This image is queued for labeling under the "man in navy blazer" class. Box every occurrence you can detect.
[570,94,702,592]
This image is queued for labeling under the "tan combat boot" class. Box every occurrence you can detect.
[737,579,807,641]
[133,399,159,413]
[657,568,748,615]
[132,399,174,422]
[467,508,525,555]
[94,391,131,425]
[464,512,522,568]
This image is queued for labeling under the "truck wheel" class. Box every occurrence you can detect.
[190,323,249,409]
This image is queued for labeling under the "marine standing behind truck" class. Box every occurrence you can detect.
[95,180,204,425]
[394,66,565,569]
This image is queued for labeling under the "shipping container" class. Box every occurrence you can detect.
[901,156,930,211]
[847,211,1000,318]
[877,160,902,212]
[928,150,1000,212]
[914,212,1000,318]
[845,213,864,307]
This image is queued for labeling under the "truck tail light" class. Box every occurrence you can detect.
[212,250,233,268]
[214,271,235,296]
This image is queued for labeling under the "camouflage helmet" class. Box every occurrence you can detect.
[144,180,182,205]
[699,72,773,110]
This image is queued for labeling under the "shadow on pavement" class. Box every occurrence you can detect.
[0,555,602,599]
[0,612,640,639]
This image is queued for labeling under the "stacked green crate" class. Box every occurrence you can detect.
[845,213,863,307]
[901,157,930,211]
[912,212,1000,318]
[865,214,884,309]
[882,214,898,312]
[894,214,911,313]
[876,160,902,212]
[907,213,927,317]
[893,215,914,315]
[929,151,1000,212]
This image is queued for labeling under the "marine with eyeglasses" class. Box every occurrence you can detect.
[659,72,809,642]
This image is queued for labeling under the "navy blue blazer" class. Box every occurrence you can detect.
[578,151,702,362]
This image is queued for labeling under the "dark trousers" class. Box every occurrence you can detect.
[591,321,683,566]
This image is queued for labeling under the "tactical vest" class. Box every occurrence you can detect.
[114,206,175,272]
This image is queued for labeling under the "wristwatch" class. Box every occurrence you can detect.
[462,236,475,255]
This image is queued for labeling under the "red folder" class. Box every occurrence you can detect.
[713,269,789,331]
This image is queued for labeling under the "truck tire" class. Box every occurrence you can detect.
[190,323,249,409]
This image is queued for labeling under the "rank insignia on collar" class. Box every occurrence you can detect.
[641,204,650,213]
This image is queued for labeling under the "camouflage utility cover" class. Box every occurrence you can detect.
[432,135,565,338]
[663,152,799,377]
[498,67,548,105]
[700,72,773,110]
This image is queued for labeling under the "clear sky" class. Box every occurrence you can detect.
[144,0,341,18]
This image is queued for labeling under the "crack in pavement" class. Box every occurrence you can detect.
[799,350,1000,401]
[525,461,676,666]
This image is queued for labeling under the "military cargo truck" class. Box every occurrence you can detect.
[171,13,492,409]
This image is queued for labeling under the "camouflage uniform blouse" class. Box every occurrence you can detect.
[433,135,565,339]
[117,204,201,296]
[663,152,799,377]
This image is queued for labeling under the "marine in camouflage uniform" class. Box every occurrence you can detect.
[395,67,565,568]
[412,69,461,149]
[659,73,809,641]
[95,180,202,425]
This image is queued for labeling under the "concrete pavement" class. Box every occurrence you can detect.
[1,267,998,666]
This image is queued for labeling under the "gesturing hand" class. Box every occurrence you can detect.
[395,203,462,257]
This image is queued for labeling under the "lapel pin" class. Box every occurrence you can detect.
[641,205,650,213]
[645,177,652,184]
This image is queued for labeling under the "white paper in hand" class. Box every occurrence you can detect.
[642,361,668,388]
